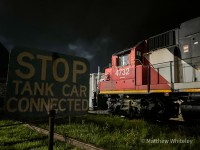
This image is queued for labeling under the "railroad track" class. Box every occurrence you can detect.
[24,114,200,150]
[24,124,104,150]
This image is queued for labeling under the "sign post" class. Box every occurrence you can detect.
[48,109,56,150]
[5,47,90,120]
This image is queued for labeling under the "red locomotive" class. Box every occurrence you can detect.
[89,17,200,121]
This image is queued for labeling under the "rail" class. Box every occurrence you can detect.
[135,59,144,66]
[134,55,200,86]
[148,56,200,84]
[25,124,104,150]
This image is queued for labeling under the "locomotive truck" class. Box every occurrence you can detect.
[89,17,200,121]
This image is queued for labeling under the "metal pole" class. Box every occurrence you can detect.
[170,61,173,83]
[147,65,150,93]
[48,110,56,150]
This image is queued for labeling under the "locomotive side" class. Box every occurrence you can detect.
[89,17,200,121]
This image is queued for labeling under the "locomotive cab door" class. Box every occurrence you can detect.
[191,33,200,82]
[179,37,193,82]
[179,32,200,82]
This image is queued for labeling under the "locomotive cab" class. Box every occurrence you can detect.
[100,41,149,94]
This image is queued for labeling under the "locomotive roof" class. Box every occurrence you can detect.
[113,41,143,56]
[113,48,131,56]
[113,17,200,55]
[179,16,200,38]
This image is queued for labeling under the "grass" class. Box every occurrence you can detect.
[0,119,80,150]
[1,114,200,150]
[36,114,200,150]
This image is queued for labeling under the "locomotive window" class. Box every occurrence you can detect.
[119,54,129,66]
[136,51,141,57]
[136,50,142,60]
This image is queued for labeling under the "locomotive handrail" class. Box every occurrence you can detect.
[149,55,200,67]
[146,55,200,84]
[135,59,146,67]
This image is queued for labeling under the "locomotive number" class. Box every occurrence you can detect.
[115,68,129,76]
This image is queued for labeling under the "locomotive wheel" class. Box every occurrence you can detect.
[128,108,134,119]
[141,98,169,122]
[181,107,200,122]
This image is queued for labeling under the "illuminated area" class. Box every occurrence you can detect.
[90,17,200,121]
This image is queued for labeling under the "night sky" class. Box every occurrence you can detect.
[0,0,199,72]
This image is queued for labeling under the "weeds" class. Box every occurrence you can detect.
[0,120,78,150]
[37,114,200,150]
[1,114,200,150]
